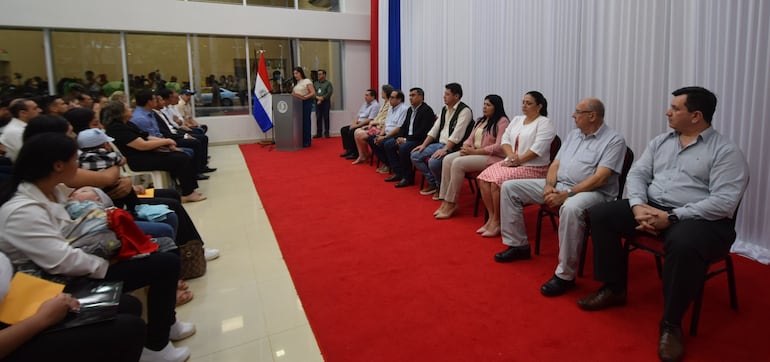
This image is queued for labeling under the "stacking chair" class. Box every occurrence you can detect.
[624,202,742,336]
[534,146,634,278]
[121,162,174,190]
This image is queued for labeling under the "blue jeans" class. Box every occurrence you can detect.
[136,219,176,240]
[410,142,446,188]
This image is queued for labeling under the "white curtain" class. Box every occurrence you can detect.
[395,0,770,263]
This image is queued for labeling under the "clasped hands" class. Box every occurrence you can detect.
[502,154,520,167]
[632,204,671,235]
[459,144,476,156]
[542,185,568,209]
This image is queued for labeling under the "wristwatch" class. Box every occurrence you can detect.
[667,211,679,224]
[566,188,575,197]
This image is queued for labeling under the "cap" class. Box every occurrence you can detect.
[181,89,196,95]
[77,128,114,149]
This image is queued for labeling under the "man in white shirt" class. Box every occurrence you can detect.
[175,90,207,133]
[0,99,41,161]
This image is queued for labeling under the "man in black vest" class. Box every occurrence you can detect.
[384,87,436,187]
[410,83,473,195]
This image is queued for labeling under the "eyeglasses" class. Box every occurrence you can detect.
[573,109,594,115]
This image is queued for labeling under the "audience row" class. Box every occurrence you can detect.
[339,84,749,362]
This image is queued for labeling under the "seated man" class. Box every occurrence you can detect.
[152,94,215,177]
[384,87,436,187]
[0,98,41,161]
[494,98,626,297]
[38,95,69,117]
[410,82,473,195]
[577,87,749,362]
[351,84,394,163]
[339,88,379,159]
[176,89,207,133]
[365,90,407,173]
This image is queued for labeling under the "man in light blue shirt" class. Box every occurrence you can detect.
[340,89,379,159]
[367,90,406,173]
[578,87,749,362]
[130,90,164,138]
[494,98,626,299]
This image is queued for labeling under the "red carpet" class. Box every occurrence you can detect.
[241,139,770,362]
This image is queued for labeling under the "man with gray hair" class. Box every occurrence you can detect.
[494,98,627,299]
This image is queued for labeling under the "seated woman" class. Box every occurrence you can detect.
[0,252,146,362]
[351,84,393,164]
[476,91,556,237]
[100,100,205,203]
[434,95,510,219]
[0,133,194,362]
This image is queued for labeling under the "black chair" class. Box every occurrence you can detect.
[624,201,742,336]
[534,146,634,278]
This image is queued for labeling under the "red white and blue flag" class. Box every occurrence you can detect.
[252,52,273,132]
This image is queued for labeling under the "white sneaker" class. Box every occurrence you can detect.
[169,320,196,341]
[140,342,190,362]
[204,248,220,261]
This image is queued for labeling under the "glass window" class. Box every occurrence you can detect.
[246,0,293,8]
[190,35,249,116]
[249,38,292,95]
[298,39,343,109]
[0,28,47,98]
[298,0,339,12]
[50,31,122,98]
[189,0,244,5]
[125,33,189,100]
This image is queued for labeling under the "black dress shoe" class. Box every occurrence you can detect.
[577,287,627,311]
[394,179,413,188]
[340,151,351,157]
[324,133,330,138]
[196,174,210,180]
[202,167,217,173]
[494,245,531,263]
[658,321,684,362]
[345,153,359,160]
[313,134,322,138]
[384,175,401,182]
[540,275,576,297]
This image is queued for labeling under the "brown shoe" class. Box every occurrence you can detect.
[658,321,684,362]
[577,288,627,311]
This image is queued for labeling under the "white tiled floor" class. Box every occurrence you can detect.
[175,145,323,362]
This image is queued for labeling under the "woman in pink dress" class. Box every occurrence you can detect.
[476,91,556,237]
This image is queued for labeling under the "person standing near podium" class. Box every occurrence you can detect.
[291,67,316,148]
[314,69,334,138]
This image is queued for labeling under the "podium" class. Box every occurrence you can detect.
[272,94,303,151]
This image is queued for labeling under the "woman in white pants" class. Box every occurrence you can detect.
[434,95,510,218]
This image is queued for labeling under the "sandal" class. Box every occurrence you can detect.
[176,289,194,307]
[177,280,189,291]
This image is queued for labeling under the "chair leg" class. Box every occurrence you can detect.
[689,285,706,337]
[725,256,738,310]
[534,208,544,255]
[548,214,558,231]
[578,230,590,277]
[473,188,481,217]
[467,177,475,194]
